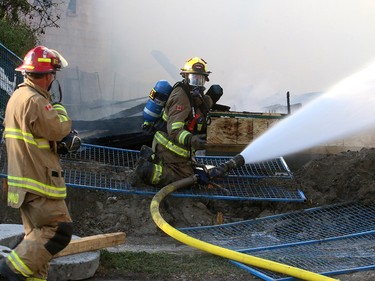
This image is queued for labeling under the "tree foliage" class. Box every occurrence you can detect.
[0,18,37,57]
[0,0,63,57]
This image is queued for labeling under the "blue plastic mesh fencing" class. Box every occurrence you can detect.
[178,202,375,250]
[231,232,375,280]
[0,43,23,122]
[0,143,306,201]
[179,202,375,279]
[61,144,304,201]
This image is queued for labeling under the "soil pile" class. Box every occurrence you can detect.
[294,147,375,206]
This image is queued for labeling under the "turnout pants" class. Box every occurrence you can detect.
[157,161,194,187]
[6,193,73,280]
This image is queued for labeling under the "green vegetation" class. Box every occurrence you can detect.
[0,0,62,57]
[0,19,37,57]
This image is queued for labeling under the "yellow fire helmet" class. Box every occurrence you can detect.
[180,57,211,76]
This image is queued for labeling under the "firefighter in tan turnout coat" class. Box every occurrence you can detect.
[0,46,74,281]
[132,57,223,187]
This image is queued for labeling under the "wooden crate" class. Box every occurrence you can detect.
[206,111,285,155]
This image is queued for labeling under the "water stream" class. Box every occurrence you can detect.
[241,60,375,164]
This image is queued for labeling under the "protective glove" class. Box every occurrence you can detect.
[141,121,155,135]
[57,130,81,154]
[190,134,207,150]
[206,84,223,104]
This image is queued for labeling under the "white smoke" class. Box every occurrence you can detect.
[43,0,375,118]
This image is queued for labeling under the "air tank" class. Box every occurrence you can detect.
[143,80,173,124]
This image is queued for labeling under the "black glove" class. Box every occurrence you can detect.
[141,122,155,135]
[206,84,223,104]
[57,130,81,154]
[190,134,207,150]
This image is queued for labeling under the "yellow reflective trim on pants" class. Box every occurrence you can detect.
[8,251,33,277]
[4,129,50,149]
[178,130,191,146]
[154,132,190,158]
[8,175,66,198]
[162,111,168,121]
[152,164,162,185]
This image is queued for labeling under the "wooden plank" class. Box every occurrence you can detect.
[207,116,238,145]
[55,232,126,257]
[253,118,279,139]
[206,144,245,155]
[237,118,253,145]
[210,111,284,118]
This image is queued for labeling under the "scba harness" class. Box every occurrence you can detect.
[142,80,219,135]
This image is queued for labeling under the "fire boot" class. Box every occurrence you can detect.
[0,259,26,281]
[129,158,155,186]
[139,145,154,161]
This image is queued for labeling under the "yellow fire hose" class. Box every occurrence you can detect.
[150,175,340,281]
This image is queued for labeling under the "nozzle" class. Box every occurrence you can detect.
[209,154,245,179]
[223,154,245,171]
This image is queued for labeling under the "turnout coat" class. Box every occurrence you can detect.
[3,78,71,208]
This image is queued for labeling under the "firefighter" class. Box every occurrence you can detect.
[131,57,223,187]
[0,46,73,281]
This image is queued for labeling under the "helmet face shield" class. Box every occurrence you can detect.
[187,74,206,86]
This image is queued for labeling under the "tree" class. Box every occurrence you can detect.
[0,0,63,57]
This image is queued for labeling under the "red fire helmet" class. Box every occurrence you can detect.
[15,45,67,73]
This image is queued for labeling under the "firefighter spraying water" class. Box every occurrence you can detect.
[130,57,223,188]
[135,58,375,188]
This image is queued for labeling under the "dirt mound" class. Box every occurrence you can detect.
[294,147,375,206]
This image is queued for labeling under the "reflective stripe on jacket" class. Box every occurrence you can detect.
[154,86,192,159]
[3,78,72,208]
[154,131,190,158]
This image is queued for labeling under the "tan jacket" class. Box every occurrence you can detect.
[3,78,72,208]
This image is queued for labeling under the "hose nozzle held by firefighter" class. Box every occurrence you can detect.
[208,154,245,179]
